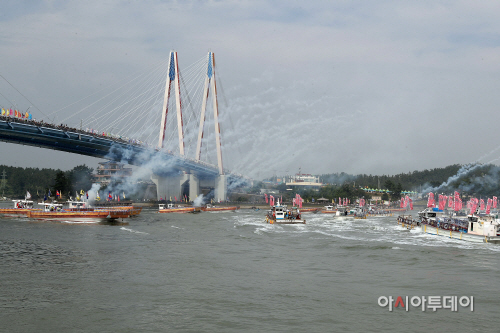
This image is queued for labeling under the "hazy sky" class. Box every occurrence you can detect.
[2,1,500,179]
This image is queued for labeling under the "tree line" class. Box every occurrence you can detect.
[260,164,498,204]
[0,164,94,199]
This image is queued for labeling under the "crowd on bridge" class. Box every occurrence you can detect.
[0,111,150,148]
[1,110,247,178]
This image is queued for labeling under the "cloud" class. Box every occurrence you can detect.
[2,1,500,178]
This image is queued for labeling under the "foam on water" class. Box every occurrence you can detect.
[120,227,148,234]
[232,211,500,252]
[171,225,184,230]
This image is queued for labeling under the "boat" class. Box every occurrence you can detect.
[320,205,337,213]
[418,207,447,221]
[0,199,41,217]
[26,203,127,222]
[158,203,200,213]
[367,209,393,217]
[398,208,500,243]
[201,204,239,212]
[366,205,394,217]
[265,200,305,224]
[299,207,320,213]
[333,206,354,219]
[353,206,367,219]
[66,200,142,217]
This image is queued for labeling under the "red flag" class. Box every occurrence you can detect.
[427,192,435,208]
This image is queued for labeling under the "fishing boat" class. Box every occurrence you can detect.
[353,206,367,219]
[367,208,393,217]
[158,203,199,213]
[265,200,305,224]
[333,206,354,219]
[0,199,41,217]
[398,208,500,243]
[299,207,320,213]
[418,207,447,221]
[26,203,125,222]
[320,205,337,214]
[201,204,239,212]
[420,214,500,243]
[67,200,141,217]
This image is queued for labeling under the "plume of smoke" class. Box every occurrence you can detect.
[102,145,183,199]
[102,144,249,201]
[421,163,482,193]
[86,183,101,204]
[227,176,252,192]
[422,163,500,195]
[193,194,204,207]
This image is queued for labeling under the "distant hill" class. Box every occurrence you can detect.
[320,163,500,197]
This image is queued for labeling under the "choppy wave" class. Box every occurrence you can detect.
[232,211,500,252]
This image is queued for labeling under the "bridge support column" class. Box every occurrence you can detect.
[151,173,200,201]
[214,175,227,202]
[151,174,183,201]
[188,174,200,201]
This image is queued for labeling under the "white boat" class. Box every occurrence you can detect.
[320,205,336,214]
[27,203,125,223]
[265,200,305,224]
[333,206,354,219]
[354,206,367,219]
[158,203,199,213]
[418,207,447,220]
[419,214,500,243]
[400,208,500,243]
[0,199,40,217]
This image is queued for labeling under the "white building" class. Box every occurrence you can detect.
[286,173,322,188]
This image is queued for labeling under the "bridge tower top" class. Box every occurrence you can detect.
[158,51,184,155]
[195,52,223,175]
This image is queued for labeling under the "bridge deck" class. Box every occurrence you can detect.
[0,119,234,179]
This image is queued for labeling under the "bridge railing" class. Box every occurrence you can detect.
[0,115,249,181]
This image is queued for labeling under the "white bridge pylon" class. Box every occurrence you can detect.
[158,51,224,175]
[158,51,184,155]
[195,52,223,175]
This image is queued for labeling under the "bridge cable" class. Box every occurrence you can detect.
[0,74,49,119]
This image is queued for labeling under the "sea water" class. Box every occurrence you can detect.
[1,207,499,332]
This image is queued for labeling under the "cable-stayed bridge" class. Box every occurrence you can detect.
[0,51,249,200]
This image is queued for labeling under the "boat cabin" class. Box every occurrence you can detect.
[159,203,175,210]
[39,203,64,212]
[274,205,286,220]
[467,215,500,237]
[418,207,447,222]
[12,199,34,209]
[323,205,335,211]
[336,207,350,216]
[355,206,367,217]
[67,200,87,209]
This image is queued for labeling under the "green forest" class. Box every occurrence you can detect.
[262,163,500,203]
[0,164,94,200]
[3,162,499,202]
